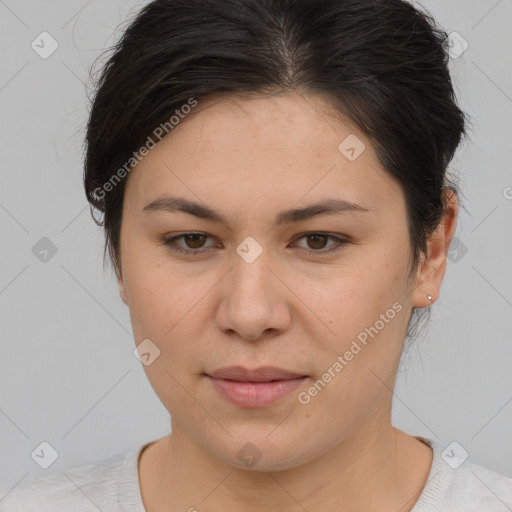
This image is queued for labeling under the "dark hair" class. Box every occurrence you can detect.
[83,0,468,335]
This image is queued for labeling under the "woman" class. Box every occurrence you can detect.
[2,0,511,510]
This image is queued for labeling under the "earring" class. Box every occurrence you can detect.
[427,295,432,300]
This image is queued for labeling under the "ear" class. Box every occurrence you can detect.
[411,189,458,308]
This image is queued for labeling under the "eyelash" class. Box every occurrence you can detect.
[162,232,348,256]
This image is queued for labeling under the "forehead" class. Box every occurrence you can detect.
[124,91,403,220]
[170,91,361,151]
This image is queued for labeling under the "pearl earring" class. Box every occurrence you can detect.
[427,295,432,300]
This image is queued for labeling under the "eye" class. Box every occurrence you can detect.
[162,232,348,256]
[291,232,348,254]
[162,232,216,255]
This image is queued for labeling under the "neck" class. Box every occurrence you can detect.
[139,419,432,512]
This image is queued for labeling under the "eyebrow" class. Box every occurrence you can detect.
[142,196,372,225]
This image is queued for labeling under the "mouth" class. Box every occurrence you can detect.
[204,366,309,408]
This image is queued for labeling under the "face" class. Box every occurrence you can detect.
[117,91,438,471]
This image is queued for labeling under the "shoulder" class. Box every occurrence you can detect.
[0,446,143,512]
[444,458,512,509]
[414,437,512,511]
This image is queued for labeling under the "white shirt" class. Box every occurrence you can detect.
[1,436,511,511]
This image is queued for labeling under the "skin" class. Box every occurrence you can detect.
[115,90,458,512]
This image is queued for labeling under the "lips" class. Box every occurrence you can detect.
[205,366,308,408]
[206,366,307,382]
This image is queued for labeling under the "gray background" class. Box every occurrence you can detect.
[1,0,511,495]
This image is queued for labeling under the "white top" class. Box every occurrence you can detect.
[1,436,511,511]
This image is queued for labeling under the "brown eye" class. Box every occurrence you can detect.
[305,234,329,250]
[163,233,216,254]
[293,233,347,255]
[182,233,207,249]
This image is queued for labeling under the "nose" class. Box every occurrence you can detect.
[215,250,291,342]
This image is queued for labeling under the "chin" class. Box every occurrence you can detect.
[208,432,315,473]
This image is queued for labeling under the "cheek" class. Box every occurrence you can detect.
[304,254,408,392]
[123,252,212,378]
[314,259,405,336]
[125,262,205,412]
[121,238,183,334]
[301,302,405,437]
